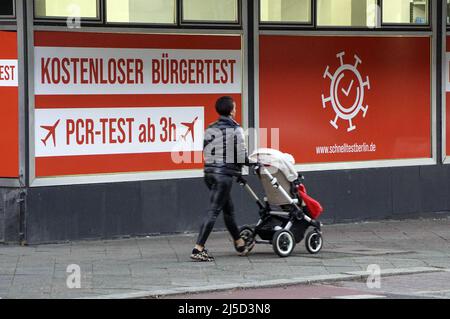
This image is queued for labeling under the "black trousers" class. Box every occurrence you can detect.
[196,173,241,247]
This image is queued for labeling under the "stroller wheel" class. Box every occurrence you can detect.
[239,227,256,253]
[305,230,323,254]
[272,230,296,258]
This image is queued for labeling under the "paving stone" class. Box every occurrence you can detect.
[0,218,449,298]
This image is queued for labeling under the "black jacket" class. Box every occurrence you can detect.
[203,116,249,177]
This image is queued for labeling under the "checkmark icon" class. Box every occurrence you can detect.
[342,80,354,96]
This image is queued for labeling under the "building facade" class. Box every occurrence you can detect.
[0,0,448,244]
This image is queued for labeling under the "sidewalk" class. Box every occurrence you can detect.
[0,216,450,299]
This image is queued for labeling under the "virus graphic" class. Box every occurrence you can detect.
[321,51,370,132]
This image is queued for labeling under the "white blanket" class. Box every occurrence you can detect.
[249,148,298,182]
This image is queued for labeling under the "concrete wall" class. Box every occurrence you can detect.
[24,176,265,244]
[22,164,450,244]
[0,188,21,243]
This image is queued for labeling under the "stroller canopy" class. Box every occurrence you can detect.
[249,148,299,182]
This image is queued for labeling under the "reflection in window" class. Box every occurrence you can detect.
[382,0,429,25]
[34,0,98,18]
[448,0,450,25]
[182,0,238,22]
[260,0,311,24]
[107,0,176,24]
[0,0,14,16]
[317,0,378,27]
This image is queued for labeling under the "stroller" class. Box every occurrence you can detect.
[237,148,324,258]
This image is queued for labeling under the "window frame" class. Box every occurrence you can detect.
[259,0,432,31]
[0,0,16,20]
[259,0,313,28]
[447,0,450,26]
[104,0,178,27]
[180,0,241,27]
[380,0,432,28]
[315,0,380,30]
[33,0,243,29]
[33,0,103,24]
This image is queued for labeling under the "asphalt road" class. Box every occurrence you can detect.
[165,271,450,299]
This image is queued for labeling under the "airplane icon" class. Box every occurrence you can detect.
[41,120,60,147]
[181,117,199,142]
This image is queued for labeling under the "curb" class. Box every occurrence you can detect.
[83,267,446,299]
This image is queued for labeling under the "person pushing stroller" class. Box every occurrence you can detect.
[191,96,254,262]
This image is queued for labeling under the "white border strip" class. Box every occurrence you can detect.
[296,158,436,173]
[431,0,438,164]
[256,32,436,174]
[443,0,449,164]
[30,158,435,187]
[259,30,433,36]
[28,27,245,187]
[33,25,244,35]
[27,0,36,186]
[31,169,204,187]
[253,0,260,154]
[0,178,20,188]
[0,25,17,31]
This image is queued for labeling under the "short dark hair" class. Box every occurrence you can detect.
[215,96,235,116]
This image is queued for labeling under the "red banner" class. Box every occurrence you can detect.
[260,35,431,164]
[0,31,19,178]
[34,32,243,177]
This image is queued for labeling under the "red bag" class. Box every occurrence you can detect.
[297,184,324,219]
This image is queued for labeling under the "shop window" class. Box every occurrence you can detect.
[260,0,311,24]
[182,0,238,23]
[106,0,176,24]
[382,0,429,25]
[317,0,378,27]
[0,0,14,17]
[34,0,99,19]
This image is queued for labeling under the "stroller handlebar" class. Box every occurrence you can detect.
[236,175,247,185]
